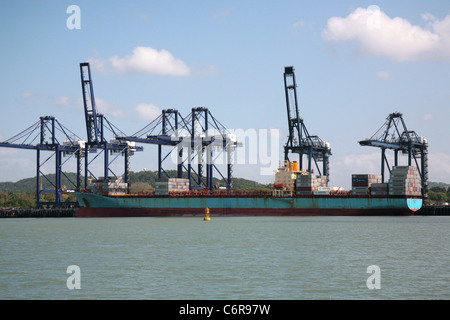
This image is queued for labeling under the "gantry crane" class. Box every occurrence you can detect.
[0,116,83,208]
[81,62,238,191]
[185,107,239,190]
[359,112,428,197]
[117,107,240,190]
[283,66,331,180]
[79,62,142,186]
[117,108,188,181]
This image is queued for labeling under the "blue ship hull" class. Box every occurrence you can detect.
[74,193,422,217]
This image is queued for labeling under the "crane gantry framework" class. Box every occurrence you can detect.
[183,107,240,190]
[359,112,429,197]
[0,116,83,208]
[117,106,240,190]
[283,66,331,180]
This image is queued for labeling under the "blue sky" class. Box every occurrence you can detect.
[0,0,449,189]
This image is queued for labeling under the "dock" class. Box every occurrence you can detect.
[0,208,76,218]
[415,205,450,216]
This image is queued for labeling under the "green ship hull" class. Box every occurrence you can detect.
[74,193,422,217]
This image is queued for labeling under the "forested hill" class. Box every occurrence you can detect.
[0,170,272,193]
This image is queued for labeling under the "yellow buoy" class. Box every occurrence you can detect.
[204,208,210,221]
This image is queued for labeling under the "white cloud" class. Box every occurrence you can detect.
[54,96,71,107]
[89,46,191,76]
[341,153,381,174]
[87,57,108,73]
[428,153,450,183]
[293,20,305,28]
[22,91,73,108]
[212,9,231,20]
[423,114,434,121]
[22,90,40,100]
[134,103,161,121]
[95,98,124,118]
[376,70,392,78]
[87,46,221,77]
[192,63,218,76]
[322,6,450,62]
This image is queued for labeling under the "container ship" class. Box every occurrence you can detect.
[73,63,424,217]
[74,163,423,217]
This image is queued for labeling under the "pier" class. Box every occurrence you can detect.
[415,205,450,216]
[0,208,76,218]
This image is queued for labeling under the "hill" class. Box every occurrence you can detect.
[0,173,81,193]
[0,170,272,193]
[130,170,271,191]
[428,181,450,189]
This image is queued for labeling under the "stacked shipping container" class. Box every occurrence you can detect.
[388,166,421,196]
[155,178,190,195]
[88,179,129,195]
[370,183,389,195]
[352,174,382,195]
[296,175,329,195]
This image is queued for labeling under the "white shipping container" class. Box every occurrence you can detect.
[313,191,330,195]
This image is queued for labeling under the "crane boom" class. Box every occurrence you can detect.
[80,62,102,145]
[283,66,331,180]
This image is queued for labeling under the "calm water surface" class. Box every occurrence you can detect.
[0,216,449,299]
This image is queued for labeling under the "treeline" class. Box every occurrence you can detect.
[0,191,77,209]
[427,186,450,204]
[0,172,81,208]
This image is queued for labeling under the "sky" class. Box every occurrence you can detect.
[0,0,449,189]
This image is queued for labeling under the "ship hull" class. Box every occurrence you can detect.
[74,193,422,217]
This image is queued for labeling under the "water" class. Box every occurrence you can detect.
[0,216,449,300]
